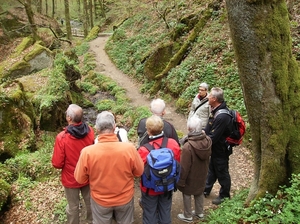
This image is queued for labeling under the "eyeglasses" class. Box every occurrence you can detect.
[199,88,207,91]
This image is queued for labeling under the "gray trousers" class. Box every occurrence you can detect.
[141,191,172,224]
[182,193,204,218]
[64,185,92,224]
[90,197,134,224]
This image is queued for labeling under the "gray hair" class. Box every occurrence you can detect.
[66,104,83,123]
[210,87,224,103]
[150,98,165,116]
[187,116,202,132]
[199,82,209,91]
[95,111,115,133]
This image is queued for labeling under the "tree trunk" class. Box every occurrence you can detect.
[89,0,94,28]
[83,0,88,36]
[99,0,106,19]
[64,0,72,40]
[45,0,48,16]
[77,0,81,14]
[52,0,55,18]
[20,0,39,41]
[225,0,300,203]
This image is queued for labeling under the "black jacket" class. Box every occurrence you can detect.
[137,117,180,146]
[204,101,232,158]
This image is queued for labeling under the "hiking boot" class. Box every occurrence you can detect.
[177,214,193,223]
[212,196,224,205]
[192,210,204,219]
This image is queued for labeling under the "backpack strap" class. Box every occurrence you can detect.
[214,109,232,118]
[193,98,208,114]
[143,137,168,152]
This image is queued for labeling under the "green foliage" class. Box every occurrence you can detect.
[0,179,11,210]
[53,198,68,223]
[74,42,90,56]
[124,106,152,139]
[85,26,101,41]
[4,133,55,182]
[206,174,300,223]
[95,99,115,111]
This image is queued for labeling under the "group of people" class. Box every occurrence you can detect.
[51,84,233,224]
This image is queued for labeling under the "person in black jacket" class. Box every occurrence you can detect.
[137,98,179,147]
[203,87,232,205]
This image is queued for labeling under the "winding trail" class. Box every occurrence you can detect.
[89,36,188,134]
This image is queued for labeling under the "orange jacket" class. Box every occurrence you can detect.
[74,133,144,207]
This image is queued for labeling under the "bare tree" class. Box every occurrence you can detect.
[64,0,72,40]
[51,0,55,18]
[17,0,39,41]
[89,0,94,28]
[83,0,89,36]
[226,0,300,203]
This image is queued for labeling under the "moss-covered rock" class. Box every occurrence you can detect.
[144,43,178,80]
[85,26,100,41]
[0,81,36,159]
[0,178,11,211]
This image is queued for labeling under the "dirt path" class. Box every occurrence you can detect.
[89,36,188,134]
[89,36,254,223]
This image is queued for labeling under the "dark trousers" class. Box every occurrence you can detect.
[204,157,231,198]
[141,191,172,224]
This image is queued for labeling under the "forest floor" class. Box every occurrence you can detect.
[0,36,254,224]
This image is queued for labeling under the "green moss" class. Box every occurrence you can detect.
[0,179,11,210]
[13,37,35,57]
[85,26,100,41]
[24,43,53,62]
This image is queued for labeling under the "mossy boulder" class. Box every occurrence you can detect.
[85,26,100,41]
[144,43,179,80]
[1,43,53,80]
[0,81,36,159]
[0,178,11,211]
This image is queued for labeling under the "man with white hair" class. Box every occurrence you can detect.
[137,98,179,147]
[74,111,144,224]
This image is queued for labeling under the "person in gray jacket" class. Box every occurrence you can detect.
[177,116,212,223]
[188,82,210,130]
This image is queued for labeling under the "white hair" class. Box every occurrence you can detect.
[95,111,115,132]
[187,116,202,132]
[199,82,209,91]
[150,98,165,116]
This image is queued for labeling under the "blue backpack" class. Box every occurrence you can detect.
[142,137,180,193]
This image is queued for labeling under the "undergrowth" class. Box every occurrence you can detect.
[206,174,300,223]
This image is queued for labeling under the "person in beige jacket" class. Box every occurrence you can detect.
[188,82,210,130]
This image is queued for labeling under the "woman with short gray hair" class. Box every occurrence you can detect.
[177,116,212,222]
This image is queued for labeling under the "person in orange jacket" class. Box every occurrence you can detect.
[74,111,144,224]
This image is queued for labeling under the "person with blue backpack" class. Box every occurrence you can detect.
[177,116,212,223]
[138,115,181,224]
